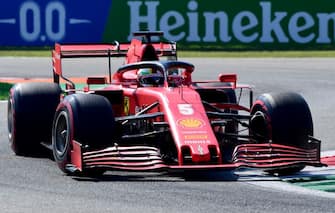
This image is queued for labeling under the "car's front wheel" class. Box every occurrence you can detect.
[52,93,115,175]
[52,109,72,173]
[250,92,313,175]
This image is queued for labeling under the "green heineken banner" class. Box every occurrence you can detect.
[104,0,335,50]
[1,0,334,49]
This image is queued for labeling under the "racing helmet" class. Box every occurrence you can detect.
[137,68,164,87]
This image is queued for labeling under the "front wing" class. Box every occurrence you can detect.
[69,141,324,173]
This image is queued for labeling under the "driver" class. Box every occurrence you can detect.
[137,68,164,87]
[167,68,183,87]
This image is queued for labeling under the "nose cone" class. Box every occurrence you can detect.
[189,144,211,163]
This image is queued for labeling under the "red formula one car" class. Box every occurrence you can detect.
[7,32,324,176]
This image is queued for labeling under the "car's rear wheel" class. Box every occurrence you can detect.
[250,92,313,175]
[52,93,115,175]
[7,82,61,156]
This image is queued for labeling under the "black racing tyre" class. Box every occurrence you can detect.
[250,92,313,175]
[7,82,61,156]
[52,93,115,175]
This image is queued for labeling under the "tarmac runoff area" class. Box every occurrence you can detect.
[1,77,335,195]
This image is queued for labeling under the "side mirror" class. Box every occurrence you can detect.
[219,73,237,88]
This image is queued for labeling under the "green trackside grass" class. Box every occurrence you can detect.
[2,50,335,57]
[179,50,335,58]
[0,50,52,57]
[0,82,12,100]
[0,83,103,100]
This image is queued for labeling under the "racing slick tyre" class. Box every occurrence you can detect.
[250,92,313,175]
[7,82,61,156]
[52,93,115,176]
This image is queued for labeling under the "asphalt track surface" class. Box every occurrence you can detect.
[0,57,335,212]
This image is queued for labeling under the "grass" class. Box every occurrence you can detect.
[0,82,106,100]
[2,49,335,58]
[0,50,52,57]
[0,82,12,100]
[179,50,335,58]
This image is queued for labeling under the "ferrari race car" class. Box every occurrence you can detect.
[7,32,324,176]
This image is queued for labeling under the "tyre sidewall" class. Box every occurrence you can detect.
[251,92,313,148]
[52,105,73,173]
[52,93,115,174]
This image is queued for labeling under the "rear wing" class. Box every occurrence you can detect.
[52,42,129,82]
[52,33,177,85]
[53,43,128,59]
